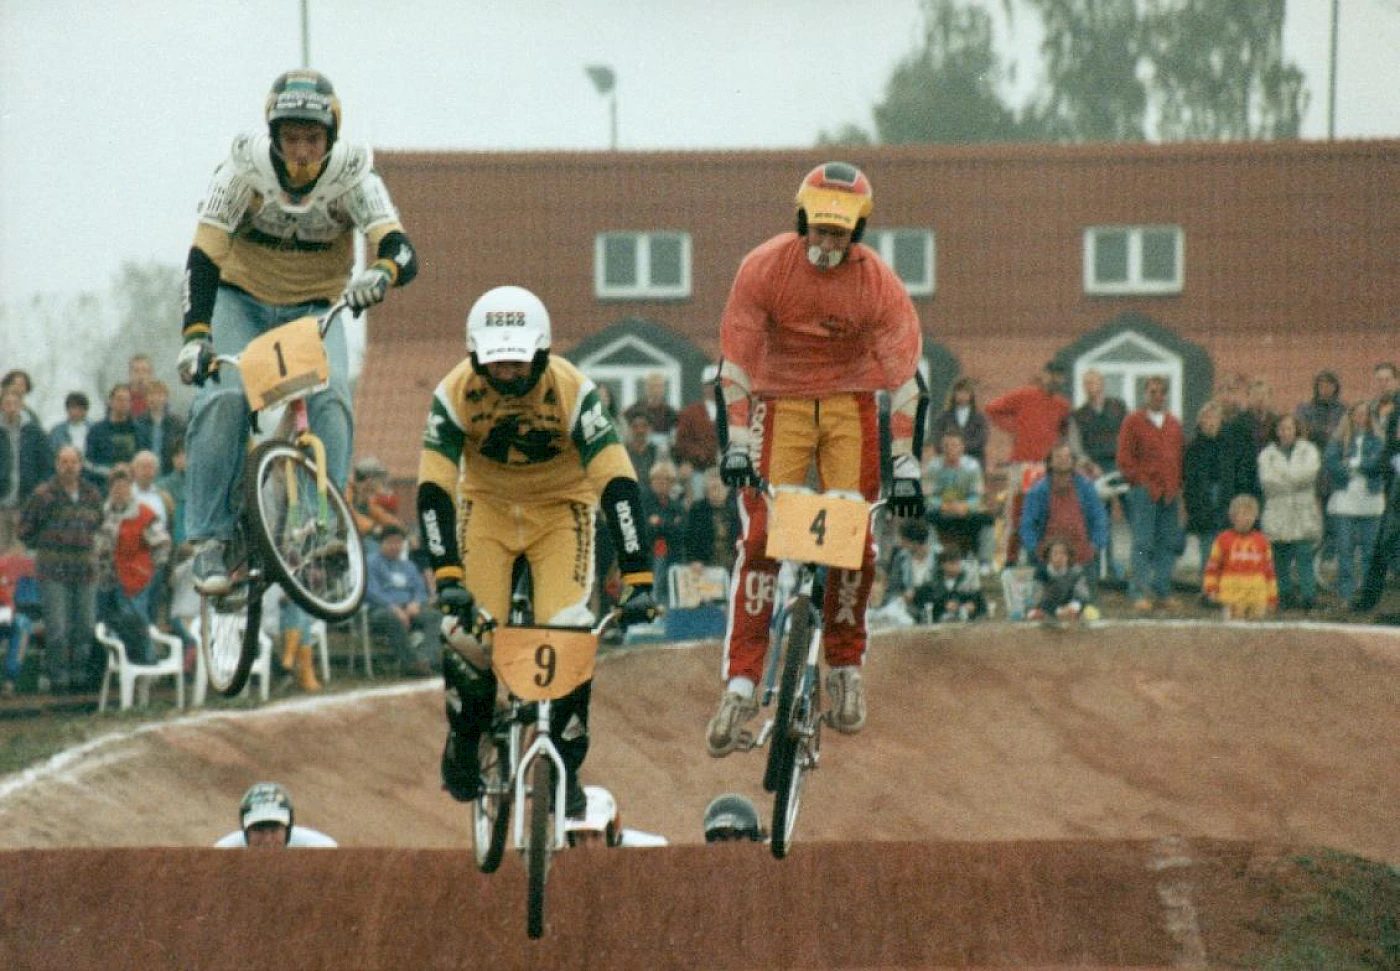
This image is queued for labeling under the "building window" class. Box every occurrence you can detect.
[1083,226,1183,295]
[1072,329,1183,417]
[864,229,935,296]
[595,231,692,299]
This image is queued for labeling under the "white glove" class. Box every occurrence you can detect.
[343,262,393,313]
[176,339,215,387]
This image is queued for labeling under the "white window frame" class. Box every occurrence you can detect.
[1073,329,1183,417]
[864,228,936,297]
[1083,225,1184,295]
[594,231,692,300]
[575,334,681,413]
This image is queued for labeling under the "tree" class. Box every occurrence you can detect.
[98,260,189,412]
[1020,0,1148,141]
[871,0,1022,145]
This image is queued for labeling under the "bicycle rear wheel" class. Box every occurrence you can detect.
[526,757,553,939]
[245,440,366,620]
[473,733,511,874]
[199,575,264,697]
[767,597,814,859]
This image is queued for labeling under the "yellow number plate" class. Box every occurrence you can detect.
[491,626,599,701]
[239,316,330,411]
[765,491,869,570]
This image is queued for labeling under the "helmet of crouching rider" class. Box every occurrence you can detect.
[465,285,552,397]
[239,782,294,844]
[703,793,765,843]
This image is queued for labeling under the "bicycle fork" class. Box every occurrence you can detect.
[512,699,570,853]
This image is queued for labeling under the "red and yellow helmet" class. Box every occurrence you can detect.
[794,161,873,239]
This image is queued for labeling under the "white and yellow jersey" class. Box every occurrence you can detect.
[192,132,403,305]
[419,356,635,507]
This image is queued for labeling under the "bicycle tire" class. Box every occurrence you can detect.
[526,757,552,939]
[768,596,813,858]
[244,440,366,620]
[473,734,511,874]
[199,575,264,697]
[763,594,811,795]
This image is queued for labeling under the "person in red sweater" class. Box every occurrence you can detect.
[1117,376,1186,611]
[1202,494,1277,619]
[985,362,1071,467]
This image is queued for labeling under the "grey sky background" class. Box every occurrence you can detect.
[1,0,1397,305]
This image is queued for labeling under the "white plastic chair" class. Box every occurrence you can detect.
[188,615,274,705]
[307,618,332,684]
[96,622,185,712]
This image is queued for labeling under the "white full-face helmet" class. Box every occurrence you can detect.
[465,285,552,396]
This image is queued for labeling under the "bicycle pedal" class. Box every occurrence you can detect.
[752,719,775,749]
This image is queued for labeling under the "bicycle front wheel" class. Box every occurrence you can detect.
[199,577,264,697]
[526,757,553,939]
[245,440,366,620]
[473,733,511,874]
[768,596,814,859]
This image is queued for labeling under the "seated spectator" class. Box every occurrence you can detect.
[866,564,914,630]
[928,377,989,467]
[913,549,987,623]
[1026,537,1098,622]
[1183,401,1231,578]
[642,459,689,588]
[0,545,34,696]
[346,456,399,556]
[0,385,54,552]
[623,372,679,440]
[1018,442,1108,569]
[1202,494,1278,620]
[87,384,151,491]
[885,519,939,619]
[683,467,740,572]
[364,523,439,676]
[94,464,170,662]
[1258,414,1322,611]
[1324,402,1386,605]
[923,430,993,565]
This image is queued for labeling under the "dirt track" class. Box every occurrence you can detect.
[2,622,1398,968]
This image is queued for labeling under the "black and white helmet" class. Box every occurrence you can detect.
[239,782,294,842]
[703,793,764,842]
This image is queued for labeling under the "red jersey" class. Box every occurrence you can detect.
[719,234,921,400]
[1202,529,1278,610]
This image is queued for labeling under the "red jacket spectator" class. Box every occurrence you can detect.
[985,369,1071,463]
[1117,408,1185,502]
[671,399,719,471]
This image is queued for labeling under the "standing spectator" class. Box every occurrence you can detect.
[0,388,54,551]
[136,380,187,476]
[1070,369,1127,474]
[87,384,151,490]
[1324,402,1386,606]
[0,371,42,426]
[641,459,688,590]
[1369,361,1398,437]
[1258,414,1322,611]
[923,430,993,565]
[1295,371,1345,454]
[928,377,989,466]
[126,353,156,418]
[1182,401,1232,579]
[94,465,170,660]
[623,372,679,439]
[672,365,720,498]
[622,411,661,486]
[1222,378,1278,500]
[683,467,740,572]
[1018,441,1109,569]
[1117,376,1186,612]
[47,392,93,465]
[1202,494,1278,619]
[156,436,188,548]
[364,523,438,677]
[986,361,1071,470]
[18,445,104,693]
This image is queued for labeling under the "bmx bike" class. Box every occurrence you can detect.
[737,482,882,859]
[195,300,367,696]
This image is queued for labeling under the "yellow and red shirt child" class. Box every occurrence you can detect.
[1202,528,1278,617]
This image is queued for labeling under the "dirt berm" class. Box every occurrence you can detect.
[1,623,1398,969]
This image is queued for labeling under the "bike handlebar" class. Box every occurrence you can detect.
[208,299,350,372]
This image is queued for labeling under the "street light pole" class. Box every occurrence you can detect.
[584,65,618,150]
[1326,0,1340,140]
[300,0,311,67]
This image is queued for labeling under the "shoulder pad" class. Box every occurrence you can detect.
[316,142,374,196]
[228,131,274,179]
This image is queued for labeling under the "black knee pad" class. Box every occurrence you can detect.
[443,648,496,734]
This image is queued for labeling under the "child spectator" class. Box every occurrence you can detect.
[1027,537,1097,622]
[885,518,939,620]
[1202,494,1278,619]
[0,545,34,696]
[914,549,987,623]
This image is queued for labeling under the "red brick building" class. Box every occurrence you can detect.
[356,140,1399,483]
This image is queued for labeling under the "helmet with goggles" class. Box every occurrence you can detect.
[794,161,873,244]
[265,70,341,186]
[239,782,294,842]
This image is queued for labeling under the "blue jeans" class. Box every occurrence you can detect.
[40,579,96,687]
[1333,515,1380,602]
[3,613,33,680]
[184,286,352,543]
[1126,487,1183,600]
[1273,540,1317,604]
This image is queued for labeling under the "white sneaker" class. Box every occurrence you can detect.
[826,667,867,734]
[706,690,759,757]
[192,539,231,596]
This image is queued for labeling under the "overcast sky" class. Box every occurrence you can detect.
[2,0,1398,304]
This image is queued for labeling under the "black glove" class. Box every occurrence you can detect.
[719,445,759,490]
[436,580,476,620]
[618,585,658,626]
[889,476,926,518]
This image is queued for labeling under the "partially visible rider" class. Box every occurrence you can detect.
[708,161,927,757]
[702,792,766,843]
[566,785,669,848]
[213,781,338,849]
[177,69,418,595]
[416,286,657,819]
